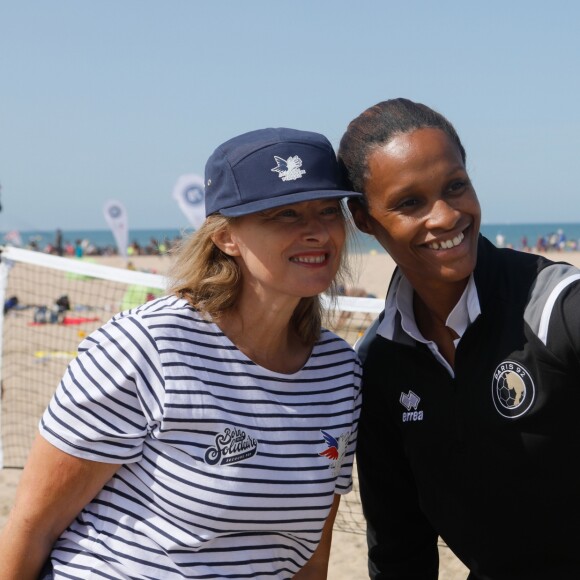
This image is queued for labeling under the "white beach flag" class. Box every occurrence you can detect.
[172,174,205,231]
[103,200,129,257]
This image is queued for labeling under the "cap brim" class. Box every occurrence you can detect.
[218,189,364,217]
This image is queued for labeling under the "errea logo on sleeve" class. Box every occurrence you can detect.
[400,390,424,422]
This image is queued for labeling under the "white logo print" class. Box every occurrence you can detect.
[271,155,306,181]
[399,390,424,422]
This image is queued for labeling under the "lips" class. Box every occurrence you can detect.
[426,231,465,251]
[289,253,327,264]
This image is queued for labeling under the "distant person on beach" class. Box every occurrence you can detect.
[536,234,548,252]
[557,228,566,251]
[338,98,580,579]
[54,228,63,256]
[0,128,363,579]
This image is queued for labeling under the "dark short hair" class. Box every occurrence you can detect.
[338,98,466,195]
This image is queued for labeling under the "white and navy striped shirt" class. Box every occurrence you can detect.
[40,295,362,579]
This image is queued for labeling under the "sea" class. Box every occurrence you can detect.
[3,223,580,254]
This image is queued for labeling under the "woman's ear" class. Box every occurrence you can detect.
[347,198,373,235]
[211,226,241,256]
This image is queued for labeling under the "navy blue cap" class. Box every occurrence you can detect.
[204,127,362,217]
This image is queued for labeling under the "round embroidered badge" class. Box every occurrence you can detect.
[491,360,535,419]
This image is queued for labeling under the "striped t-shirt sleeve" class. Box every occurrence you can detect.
[40,311,163,463]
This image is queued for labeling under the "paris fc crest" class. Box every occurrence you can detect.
[491,360,535,419]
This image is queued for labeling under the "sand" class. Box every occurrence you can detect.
[1,248,577,579]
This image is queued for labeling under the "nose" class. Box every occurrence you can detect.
[301,215,331,244]
[425,198,461,230]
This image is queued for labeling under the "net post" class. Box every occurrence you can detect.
[0,246,12,469]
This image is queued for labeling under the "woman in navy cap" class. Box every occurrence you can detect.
[0,128,363,579]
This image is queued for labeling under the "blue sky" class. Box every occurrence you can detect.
[1,0,579,232]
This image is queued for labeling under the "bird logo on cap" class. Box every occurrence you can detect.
[271,155,306,182]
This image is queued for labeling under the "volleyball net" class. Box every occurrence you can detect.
[0,245,384,535]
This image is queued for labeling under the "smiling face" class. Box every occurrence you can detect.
[350,128,481,294]
[214,199,346,304]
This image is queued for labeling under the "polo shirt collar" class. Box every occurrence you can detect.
[376,271,481,374]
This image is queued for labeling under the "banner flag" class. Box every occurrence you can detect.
[103,199,129,257]
[172,174,205,231]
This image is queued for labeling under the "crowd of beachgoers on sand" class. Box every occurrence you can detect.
[4,226,580,260]
[23,230,183,258]
[495,228,578,252]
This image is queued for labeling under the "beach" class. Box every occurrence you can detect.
[1,248,578,578]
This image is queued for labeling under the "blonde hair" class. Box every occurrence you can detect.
[169,207,353,346]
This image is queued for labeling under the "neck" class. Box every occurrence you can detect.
[215,296,311,374]
[406,272,469,323]
[411,281,468,368]
[413,294,458,336]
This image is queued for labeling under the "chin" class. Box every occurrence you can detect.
[440,262,476,283]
